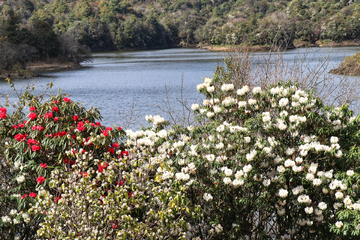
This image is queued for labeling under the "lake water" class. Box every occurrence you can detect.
[0,47,359,130]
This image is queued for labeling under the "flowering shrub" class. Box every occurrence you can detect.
[1,65,360,239]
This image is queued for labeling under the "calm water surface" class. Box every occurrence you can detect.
[0,47,359,129]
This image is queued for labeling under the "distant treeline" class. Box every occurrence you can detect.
[1,0,360,69]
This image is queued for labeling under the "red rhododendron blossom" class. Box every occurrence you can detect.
[63,97,71,102]
[29,106,36,111]
[77,121,85,131]
[107,148,115,154]
[95,122,101,126]
[12,125,18,129]
[52,106,59,112]
[29,112,37,120]
[53,100,60,104]
[18,123,25,128]
[116,180,124,186]
[101,130,109,137]
[31,125,44,131]
[21,194,27,199]
[0,107,7,113]
[121,151,129,157]
[37,176,45,184]
[31,145,40,151]
[54,196,62,203]
[44,112,53,119]
[128,191,133,198]
[98,162,108,172]
[29,192,36,198]
[112,224,117,229]
[14,134,27,142]
[54,117,59,122]
[40,163,47,168]
[73,115,79,121]
[83,172,89,177]
[0,112,7,119]
[113,142,119,148]
[27,139,39,145]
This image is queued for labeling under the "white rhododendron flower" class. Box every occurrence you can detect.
[279,189,288,198]
[221,83,234,91]
[279,98,289,107]
[335,221,343,228]
[252,87,262,94]
[237,85,250,95]
[191,103,200,111]
[203,193,213,201]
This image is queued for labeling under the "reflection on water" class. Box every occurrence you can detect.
[0,47,359,129]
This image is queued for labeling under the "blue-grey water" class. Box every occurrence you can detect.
[0,47,359,129]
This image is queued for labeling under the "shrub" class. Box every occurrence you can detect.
[1,62,360,240]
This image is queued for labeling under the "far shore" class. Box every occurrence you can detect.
[3,40,360,81]
[197,39,360,52]
[0,62,85,81]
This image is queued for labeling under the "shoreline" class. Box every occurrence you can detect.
[197,39,360,52]
[3,40,360,80]
[0,63,85,81]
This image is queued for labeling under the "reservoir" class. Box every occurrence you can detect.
[0,47,359,129]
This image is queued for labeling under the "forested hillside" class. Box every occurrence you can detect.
[1,0,360,60]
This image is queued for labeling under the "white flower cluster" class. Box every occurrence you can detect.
[221,83,234,92]
[145,115,166,128]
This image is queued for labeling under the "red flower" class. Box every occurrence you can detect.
[21,194,27,199]
[40,163,47,168]
[54,196,62,203]
[53,100,60,104]
[52,106,59,112]
[116,180,124,186]
[0,112,6,119]
[101,130,109,137]
[0,107,7,113]
[15,134,27,142]
[29,112,37,120]
[98,162,108,172]
[112,224,117,229]
[64,158,69,164]
[29,192,36,198]
[73,115,79,121]
[83,172,89,177]
[37,176,45,184]
[63,97,71,102]
[77,121,85,131]
[113,142,119,148]
[117,127,122,131]
[27,139,39,145]
[107,148,115,154]
[121,151,129,157]
[54,117,59,122]
[12,125,18,129]
[31,145,40,151]
[18,123,25,128]
[128,191,133,198]
[29,106,36,111]
[44,112,53,119]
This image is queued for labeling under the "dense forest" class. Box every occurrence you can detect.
[1,0,360,70]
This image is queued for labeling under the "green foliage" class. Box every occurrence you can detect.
[2,0,360,51]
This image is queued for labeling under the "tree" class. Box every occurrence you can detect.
[28,20,61,59]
